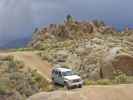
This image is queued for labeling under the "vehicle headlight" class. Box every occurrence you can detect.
[66,80,73,83]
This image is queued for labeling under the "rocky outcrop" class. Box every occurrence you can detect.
[28,19,116,48]
[28,85,133,100]
[113,54,133,75]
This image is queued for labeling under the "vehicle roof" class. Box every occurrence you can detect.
[54,67,71,72]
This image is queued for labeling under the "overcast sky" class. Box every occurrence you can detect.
[0,0,133,46]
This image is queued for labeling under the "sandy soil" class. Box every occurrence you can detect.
[28,84,133,100]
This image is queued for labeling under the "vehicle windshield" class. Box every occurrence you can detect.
[62,71,75,76]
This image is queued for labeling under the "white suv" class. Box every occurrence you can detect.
[51,67,83,89]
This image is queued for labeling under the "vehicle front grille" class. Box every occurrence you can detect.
[72,79,80,83]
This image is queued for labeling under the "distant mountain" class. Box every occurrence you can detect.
[0,36,31,49]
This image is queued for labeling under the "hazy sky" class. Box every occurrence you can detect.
[0,0,133,46]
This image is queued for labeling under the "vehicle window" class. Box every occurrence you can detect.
[62,71,74,76]
[58,71,62,77]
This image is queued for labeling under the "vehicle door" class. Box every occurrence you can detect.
[53,70,59,83]
[57,71,64,85]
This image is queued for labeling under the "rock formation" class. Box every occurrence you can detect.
[28,18,133,80]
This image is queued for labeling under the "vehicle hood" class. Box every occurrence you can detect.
[64,75,81,80]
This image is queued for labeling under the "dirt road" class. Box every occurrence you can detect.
[28,84,133,100]
[0,51,52,82]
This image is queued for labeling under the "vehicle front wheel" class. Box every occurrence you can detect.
[64,82,71,90]
[78,84,82,88]
[52,78,56,85]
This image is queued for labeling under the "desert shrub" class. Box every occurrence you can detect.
[113,70,124,77]
[37,52,42,57]
[66,14,75,23]
[102,70,133,84]
[0,57,53,98]
[0,79,11,94]
[0,55,14,61]
[92,20,105,28]
[84,80,96,85]
[113,70,129,84]
[113,73,128,84]
[31,70,54,92]
[84,79,112,85]
[42,54,53,62]
[96,79,112,85]
[127,76,133,83]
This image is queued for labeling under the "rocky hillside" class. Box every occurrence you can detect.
[29,16,133,80]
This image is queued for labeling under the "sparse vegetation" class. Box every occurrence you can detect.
[112,70,133,84]
[0,79,11,94]
[84,80,97,85]
[0,56,54,99]
[84,79,112,85]
[96,79,112,85]
[84,70,133,85]
[66,14,75,23]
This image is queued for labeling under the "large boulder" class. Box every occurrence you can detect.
[102,47,133,78]
[112,54,133,75]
